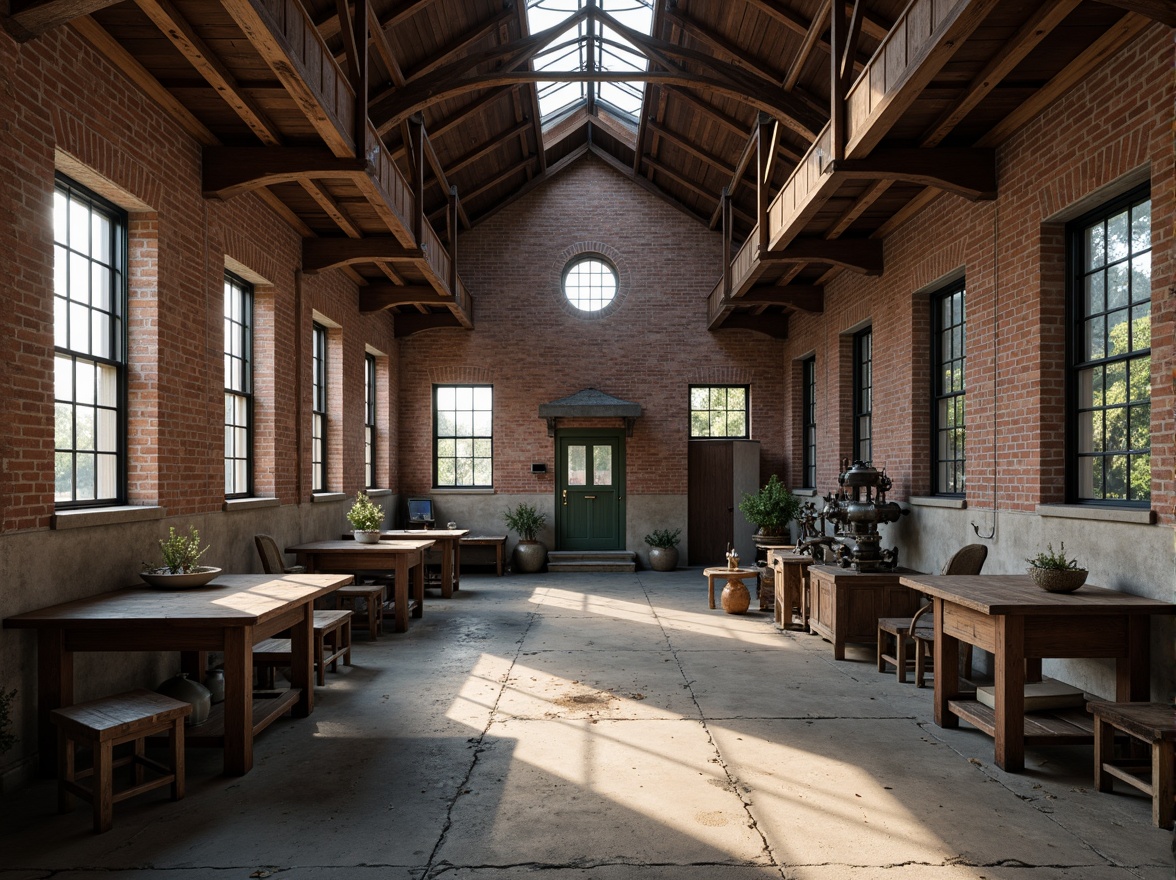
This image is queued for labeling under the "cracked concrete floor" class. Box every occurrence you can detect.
[0,569,1172,879]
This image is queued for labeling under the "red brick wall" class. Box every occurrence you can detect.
[778,24,1174,522]
[396,156,790,499]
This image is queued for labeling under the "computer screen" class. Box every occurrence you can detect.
[407,498,434,522]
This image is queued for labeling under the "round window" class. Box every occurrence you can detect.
[562,256,618,312]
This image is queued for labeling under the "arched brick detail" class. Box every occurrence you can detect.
[551,241,631,320]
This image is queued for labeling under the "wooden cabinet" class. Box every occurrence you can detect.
[807,564,922,660]
[687,439,760,566]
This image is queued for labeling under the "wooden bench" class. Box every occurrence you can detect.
[252,609,353,687]
[336,582,385,640]
[460,536,507,576]
[51,689,190,833]
[1088,700,1175,829]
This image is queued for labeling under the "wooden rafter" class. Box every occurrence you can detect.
[719,312,790,338]
[303,236,423,273]
[646,121,736,177]
[741,285,824,312]
[359,284,449,311]
[829,148,996,200]
[1094,0,1175,25]
[301,179,362,238]
[784,0,830,92]
[765,238,883,273]
[393,311,463,337]
[2,0,121,40]
[315,0,440,41]
[447,121,532,178]
[470,146,585,225]
[202,147,370,199]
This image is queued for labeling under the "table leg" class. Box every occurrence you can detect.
[708,574,716,609]
[453,541,462,591]
[412,551,425,618]
[37,629,72,776]
[994,614,1026,772]
[1117,615,1150,701]
[393,556,409,633]
[495,542,504,576]
[832,582,847,660]
[933,599,959,729]
[441,540,454,598]
[222,626,254,776]
[289,604,313,718]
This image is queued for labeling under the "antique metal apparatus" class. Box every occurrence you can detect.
[799,459,908,571]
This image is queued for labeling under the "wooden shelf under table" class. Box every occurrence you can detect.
[949,699,1095,747]
[150,689,300,748]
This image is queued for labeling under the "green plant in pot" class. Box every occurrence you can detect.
[504,503,547,573]
[141,525,220,589]
[1026,542,1087,593]
[644,528,681,572]
[738,474,801,540]
[347,491,385,543]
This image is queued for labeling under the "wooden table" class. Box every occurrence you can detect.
[769,549,814,630]
[703,566,761,611]
[808,565,922,660]
[288,540,434,633]
[380,529,469,597]
[3,573,351,777]
[899,573,1176,772]
[460,535,507,576]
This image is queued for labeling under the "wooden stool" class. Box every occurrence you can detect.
[51,689,189,833]
[313,609,352,685]
[877,617,917,682]
[337,582,385,640]
[252,637,292,688]
[1088,700,1175,829]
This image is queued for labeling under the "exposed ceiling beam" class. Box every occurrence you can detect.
[471,145,587,224]
[825,179,891,239]
[419,125,471,228]
[709,124,759,229]
[740,0,870,73]
[646,121,736,177]
[359,284,451,311]
[459,153,537,205]
[740,285,824,312]
[829,148,997,200]
[784,0,830,92]
[589,108,638,147]
[389,86,514,146]
[1094,0,1175,25]
[716,312,790,338]
[393,311,464,337]
[447,120,532,177]
[301,179,363,238]
[203,147,370,199]
[407,8,515,82]
[303,236,424,273]
[630,0,668,176]
[316,0,440,41]
[764,238,883,274]
[3,0,121,40]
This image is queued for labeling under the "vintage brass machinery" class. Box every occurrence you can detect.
[797,459,908,572]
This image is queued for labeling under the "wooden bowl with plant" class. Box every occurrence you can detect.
[1026,542,1087,593]
[141,525,221,589]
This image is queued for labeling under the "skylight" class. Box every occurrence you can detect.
[526,0,653,125]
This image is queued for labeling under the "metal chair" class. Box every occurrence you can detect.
[877,544,988,685]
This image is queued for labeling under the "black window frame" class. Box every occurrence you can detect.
[689,384,750,439]
[801,357,816,488]
[433,384,494,488]
[311,322,328,493]
[53,174,128,509]
[931,281,966,496]
[364,352,377,489]
[852,327,872,463]
[223,272,253,499]
[1066,184,1151,506]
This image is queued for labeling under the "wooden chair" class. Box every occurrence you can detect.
[254,534,306,575]
[877,543,987,685]
[51,689,189,833]
[1088,700,1175,829]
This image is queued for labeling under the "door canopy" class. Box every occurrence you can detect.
[538,388,642,437]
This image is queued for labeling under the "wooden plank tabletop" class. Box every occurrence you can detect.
[381,529,469,538]
[288,539,435,552]
[3,573,352,627]
[899,574,1176,615]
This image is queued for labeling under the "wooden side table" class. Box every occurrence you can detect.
[703,567,761,612]
[807,565,922,659]
[461,536,507,576]
[770,549,814,631]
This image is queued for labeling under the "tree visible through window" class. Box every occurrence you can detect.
[1071,187,1151,504]
[224,272,252,498]
[53,175,125,507]
[690,385,748,438]
[434,385,492,487]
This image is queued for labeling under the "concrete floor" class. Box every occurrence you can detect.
[1,569,1172,879]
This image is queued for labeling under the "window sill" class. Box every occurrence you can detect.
[791,488,818,497]
[223,497,280,512]
[1036,504,1155,524]
[431,487,495,495]
[909,496,967,510]
[365,488,391,497]
[311,492,347,503]
[52,505,165,530]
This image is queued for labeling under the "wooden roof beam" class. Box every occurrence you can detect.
[1095,0,1175,25]
[316,0,440,41]
[2,0,121,40]
[202,147,370,199]
[716,312,790,338]
[740,0,868,74]
[419,127,471,229]
[359,284,451,311]
[765,238,883,274]
[709,124,759,229]
[646,121,736,177]
[741,285,824,312]
[447,120,533,177]
[393,311,463,337]
[303,236,424,273]
[829,148,996,200]
[301,179,362,238]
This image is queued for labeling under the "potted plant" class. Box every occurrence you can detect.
[738,474,801,539]
[504,503,547,573]
[1026,542,1087,593]
[644,528,681,571]
[347,491,385,543]
[141,525,221,589]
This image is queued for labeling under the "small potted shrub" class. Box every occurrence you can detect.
[738,474,801,538]
[644,528,681,571]
[1026,542,1087,593]
[142,525,220,589]
[504,503,547,573]
[347,491,385,543]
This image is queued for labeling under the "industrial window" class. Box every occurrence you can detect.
[311,322,328,493]
[1070,186,1151,504]
[224,272,252,498]
[562,255,618,312]
[53,175,126,507]
[802,357,816,488]
[434,385,493,487]
[853,328,872,463]
[932,282,966,495]
[364,353,377,489]
[690,385,749,438]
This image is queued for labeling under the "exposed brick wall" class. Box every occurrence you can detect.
[396,156,790,499]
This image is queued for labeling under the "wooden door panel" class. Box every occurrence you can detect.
[688,441,733,565]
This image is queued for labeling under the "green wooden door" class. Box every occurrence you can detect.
[557,430,625,550]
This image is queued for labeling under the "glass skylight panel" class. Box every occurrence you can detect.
[527,0,653,124]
